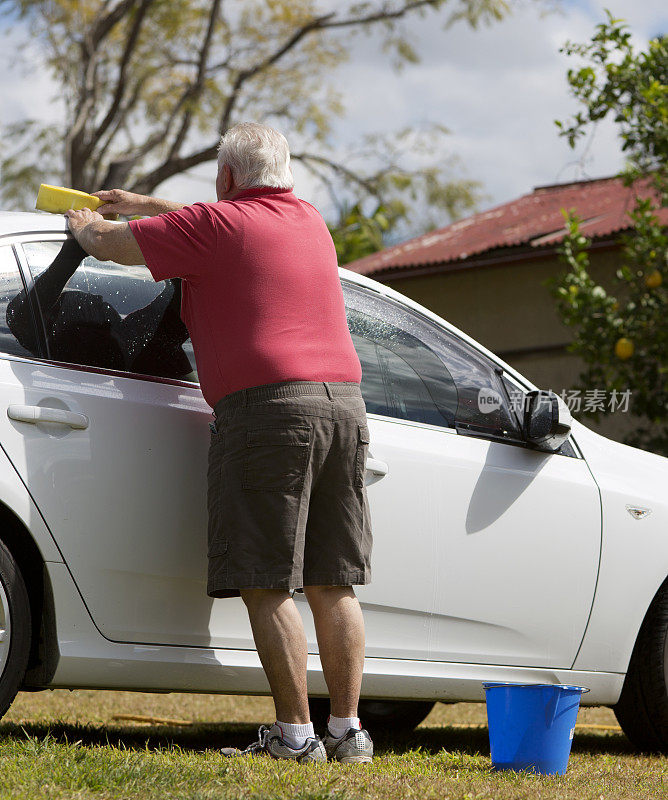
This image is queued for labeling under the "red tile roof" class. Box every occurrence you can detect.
[346,174,668,277]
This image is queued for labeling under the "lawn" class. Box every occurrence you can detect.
[0,690,665,799]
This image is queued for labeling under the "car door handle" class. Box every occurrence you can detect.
[366,456,388,477]
[7,404,89,430]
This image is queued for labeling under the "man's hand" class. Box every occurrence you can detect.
[64,207,104,236]
[92,189,154,217]
[91,189,185,217]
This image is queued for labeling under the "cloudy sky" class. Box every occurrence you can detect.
[1,0,666,230]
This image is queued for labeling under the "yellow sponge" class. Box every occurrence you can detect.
[35,184,103,215]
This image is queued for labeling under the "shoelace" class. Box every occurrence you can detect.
[240,724,271,755]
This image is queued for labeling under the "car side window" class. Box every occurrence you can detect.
[0,245,44,360]
[343,283,457,427]
[20,239,198,381]
[342,282,521,441]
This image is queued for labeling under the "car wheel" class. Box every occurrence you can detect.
[0,539,31,720]
[614,579,668,753]
[309,697,434,733]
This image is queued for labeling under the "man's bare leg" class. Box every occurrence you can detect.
[240,588,310,724]
[302,586,365,718]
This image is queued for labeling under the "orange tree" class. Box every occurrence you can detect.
[550,11,667,456]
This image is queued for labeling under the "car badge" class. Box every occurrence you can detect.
[625,505,652,520]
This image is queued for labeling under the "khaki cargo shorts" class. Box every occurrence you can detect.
[206,380,373,598]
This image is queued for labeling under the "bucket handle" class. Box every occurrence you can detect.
[545,686,590,728]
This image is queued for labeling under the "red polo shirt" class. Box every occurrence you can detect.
[128,187,362,408]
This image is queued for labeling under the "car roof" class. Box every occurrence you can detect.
[1,210,538,392]
[0,210,68,238]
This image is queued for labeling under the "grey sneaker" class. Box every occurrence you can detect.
[323,726,373,763]
[221,724,327,763]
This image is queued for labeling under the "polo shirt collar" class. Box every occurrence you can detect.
[230,186,294,202]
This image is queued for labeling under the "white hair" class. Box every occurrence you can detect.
[217,122,294,190]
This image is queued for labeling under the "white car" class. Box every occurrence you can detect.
[0,211,666,751]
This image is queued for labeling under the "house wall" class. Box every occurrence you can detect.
[378,248,639,444]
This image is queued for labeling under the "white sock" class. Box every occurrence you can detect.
[327,714,362,739]
[275,720,315,750]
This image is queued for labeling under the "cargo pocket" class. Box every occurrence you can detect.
[207,427,225,495]
[207,538,228,586]
[355,422,370,488]
[242,425,311,491]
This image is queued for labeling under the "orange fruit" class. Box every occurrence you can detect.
[615,337,634,360]
[645,270,663,289]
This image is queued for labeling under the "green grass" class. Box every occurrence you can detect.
[0,690,665,799]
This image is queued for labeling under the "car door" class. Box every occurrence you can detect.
[0,238,430,659]
[312,282,465,661]
[0,235,260,649]
[342,282,602,669]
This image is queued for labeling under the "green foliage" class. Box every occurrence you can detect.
[557,10,667,176]
[0,120,64,210]
[328,201,405,265]
[550,10,667,455]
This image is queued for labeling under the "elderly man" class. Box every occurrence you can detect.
[65,122,373,764]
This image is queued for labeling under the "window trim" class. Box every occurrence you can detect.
[0,241,49,361]
[13,238,53,360]
[0,349,201,390]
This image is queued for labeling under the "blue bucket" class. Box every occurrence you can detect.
[483,682,590,775]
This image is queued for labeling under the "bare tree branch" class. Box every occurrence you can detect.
[317,0,441,31]
[135,3,443,196]
[130,143,220,194]
[292,151,379,195]
[217,12,336,134]
[1,0,512,206]
[95,0,156,142]
[167,0,223,160]
[298,157,347,216]
[94,66,162,170]
[89,0,139,51]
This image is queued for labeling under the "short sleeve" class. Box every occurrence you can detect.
[128,202,219,282]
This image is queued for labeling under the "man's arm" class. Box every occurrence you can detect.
[69,198,219,282]
[65,208,144,265]
[91,189,185,217]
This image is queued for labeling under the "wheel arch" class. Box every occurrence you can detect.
[0,500,58,687]
[626,572,668,666]
[613,573,668,751]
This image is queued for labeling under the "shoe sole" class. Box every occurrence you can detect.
[336,755,373,764]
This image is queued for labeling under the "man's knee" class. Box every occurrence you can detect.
[303,585,356,605]
[240,587,291,612]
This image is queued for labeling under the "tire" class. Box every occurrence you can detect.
[0,538,31,720]
[309,697,434,733]
[614,578,668,753]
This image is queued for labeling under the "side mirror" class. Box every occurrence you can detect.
[522,390,572,452]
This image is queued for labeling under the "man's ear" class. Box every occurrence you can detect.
[223,164,233,192]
